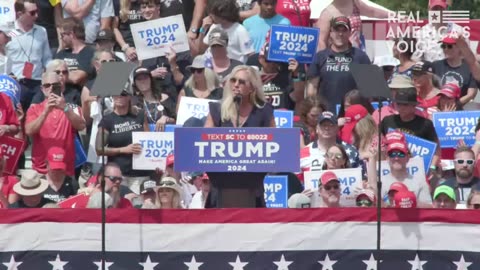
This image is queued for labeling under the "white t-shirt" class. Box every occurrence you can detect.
[381,173,432,205]
[203,23,254,63]
[189,191,206,209]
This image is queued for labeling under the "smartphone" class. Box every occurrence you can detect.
[52,83,62,96]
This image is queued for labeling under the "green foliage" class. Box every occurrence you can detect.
[370,0,480,18]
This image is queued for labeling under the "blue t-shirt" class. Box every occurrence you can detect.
[307,47,371,112]
[243,14,291,53]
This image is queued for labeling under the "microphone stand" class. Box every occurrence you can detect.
[234,95,242,128]
[375,98,387,270]
[100,98,106,270]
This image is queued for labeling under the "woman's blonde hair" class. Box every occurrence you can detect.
[119,0,131,22]
[184,68,220,92]
[46,59,66,73]
[154,177,183,209]
[221,65,265,122]
[353,114,378,151]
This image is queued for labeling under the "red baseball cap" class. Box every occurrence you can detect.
[341,105,369,144]
[47,147,67,171]
[439,83,461,99]
[388,182,409,193]
[429,0,447,9]
[166,154,174,167]
[320,171,339,186]
[385,131,406,144]
[356,189,376,202]
[387,140,409,155]
[393,190,417,208]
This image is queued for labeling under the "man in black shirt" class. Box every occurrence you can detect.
[381,87,441,171]
[10,170,53,208]
[42,147,79,203]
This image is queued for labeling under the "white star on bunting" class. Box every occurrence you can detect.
[273,254,293,270]
[229,255,248,270]
[48,254,68,270]
[3,255,22,270]
[453,254,472,270]
[139,255,159,270]
[407,254,427,270]
[184,255,203,270]
[93,260,114,270]
[318,254,337,270]
[362,253,382,270]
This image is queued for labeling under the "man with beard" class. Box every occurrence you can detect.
[441,146,479,206]
[91,162,133,208]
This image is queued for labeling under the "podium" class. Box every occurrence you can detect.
[205,172,267,208]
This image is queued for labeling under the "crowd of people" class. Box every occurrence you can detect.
[1,0,480,210]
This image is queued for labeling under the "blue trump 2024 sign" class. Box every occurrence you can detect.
[403,133,437,173]
[268,25,319,64]
[274,110,293,128]
[264,175,288,208]
[432,111,480,148]
[174,128,300,172]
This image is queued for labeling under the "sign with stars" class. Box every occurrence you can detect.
[0,208,480,269]
[174,127,300,172]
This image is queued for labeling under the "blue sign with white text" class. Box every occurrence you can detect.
[274,110,293,128]
[174,128,300,172]
[165,124,182,132]
[400,131,437,173]
[0,75,21,107]
[74,137,87,168]
[268,25,319,63]
[264,175,288,208]
[432,111,480,148]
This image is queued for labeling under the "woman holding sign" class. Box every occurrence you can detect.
[96,90,151,195]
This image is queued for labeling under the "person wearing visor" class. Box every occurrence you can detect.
[95,84,150,195]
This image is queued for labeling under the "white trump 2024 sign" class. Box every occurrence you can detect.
[132,132,174,171]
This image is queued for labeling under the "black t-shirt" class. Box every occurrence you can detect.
[55,46,96,78]
[31,84,82,107]
[432,59,478,97]
[159,0,192,29]
[308,48,371,112]
[42,177,79,203]
[113,0,144,47]
[209,101,274,127]
[36,0,59,49]
[138,97,177,124]
[9,197,55,208]
[442,177,480,204]
[381,115,438,142]
[99,112,148,176]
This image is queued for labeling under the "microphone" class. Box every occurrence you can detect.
[233,94,242,105]
[87,192,114,209]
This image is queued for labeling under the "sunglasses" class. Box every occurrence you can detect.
[54,70,68,76]
[105,175,123,182]
[455,159,474,165]
[388,151,406,158]
[326,153,344,160]
[159,180,176,187]
[42,82,61,88]
[441,44,454,49]
[324,184,340,191]
[356,199,373,207]
[229,77,247,85]
[473,204,480,209]
[191,68,204,73]
[100,59,116,63]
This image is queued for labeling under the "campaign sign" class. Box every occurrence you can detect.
[176,97,218,125]
[165,124,182,132]
[267,25,319,63]
[432,111,480,148]
[132,132,174,171]
[130,15,189,60]
[74,137,87,168]
[174,128,300,172]
[403,133,437,173]
[264,175,288,208]
[304,168,362,207]
[379,156,425,178]
[0,75,21,106]
[274,110,293,128]
[0,0,15,30]
[0,136,25,175]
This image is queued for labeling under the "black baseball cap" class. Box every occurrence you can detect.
[394,88,418,105]
[412,61,434,74]
[318,111,338,125]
